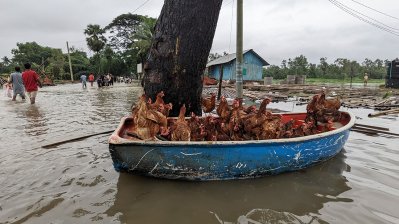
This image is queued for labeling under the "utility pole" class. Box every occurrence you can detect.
[350,61,354,88]
[236,0,243,99]
[217,64,224,100]
[66,41,74,81]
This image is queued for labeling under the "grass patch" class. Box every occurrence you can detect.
[306,77,384,84]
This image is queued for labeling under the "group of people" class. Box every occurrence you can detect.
[79,73,95,89]
[96,73,114,88]
[118,76,133,84]
[6,63,42,104]
[79,73,134,89]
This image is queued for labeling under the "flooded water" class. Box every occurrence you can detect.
[0,83,398,224]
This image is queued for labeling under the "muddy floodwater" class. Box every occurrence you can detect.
[1,83,398,224]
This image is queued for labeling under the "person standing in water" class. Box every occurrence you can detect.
[80,73,87,89]
[9,66,26,101]
[88,73,95,87]
[363,73,369,87]
[22,63,42,104]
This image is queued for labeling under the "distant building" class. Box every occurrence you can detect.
[386,59,399,88]
[206,49,269,81]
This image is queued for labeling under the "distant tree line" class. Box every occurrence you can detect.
[0,13,156,81]
[263,55,389,80]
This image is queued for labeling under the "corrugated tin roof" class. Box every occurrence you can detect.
[206,49,269,67]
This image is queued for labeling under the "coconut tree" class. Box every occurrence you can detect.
[84,24,106,74]
[1,56,11,66]
[132,16,157,64]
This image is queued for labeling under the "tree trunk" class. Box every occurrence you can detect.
[143,0,223,117]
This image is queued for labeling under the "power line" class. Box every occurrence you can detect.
[349,0,399,21]
[327,0,399,37]
[329,0,399,35]
[132,0,151,14]
[334,0,399,31]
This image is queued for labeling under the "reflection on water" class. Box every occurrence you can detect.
[23,105,47,136]
[0,83,398,224]
[107,151,351,224]
[228,209,323,224]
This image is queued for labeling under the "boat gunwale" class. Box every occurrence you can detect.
[109,111,355,146]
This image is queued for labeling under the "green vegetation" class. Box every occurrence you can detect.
[263,55,388,82]
[306,77,384,84]
[0,13,156,81]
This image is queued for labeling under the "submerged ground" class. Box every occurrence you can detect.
[0,83,398,223]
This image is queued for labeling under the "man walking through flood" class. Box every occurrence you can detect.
[80,73,87,89]
[364,73,369,87]
[22,63,42,104]
[88,73,95,87]
[9,66,26,101]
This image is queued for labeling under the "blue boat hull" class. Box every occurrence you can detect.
[109,112,354,181]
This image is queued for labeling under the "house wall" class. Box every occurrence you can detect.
[208,51,264,81]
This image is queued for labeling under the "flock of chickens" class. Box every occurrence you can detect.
[126,91,342,141]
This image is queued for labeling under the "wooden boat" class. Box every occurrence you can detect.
[108,111,355,181]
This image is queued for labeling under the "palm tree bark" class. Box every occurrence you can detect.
[143,0,223,117]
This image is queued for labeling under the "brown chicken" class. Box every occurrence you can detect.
[203,116,218,141]
[244,105,257,115]
[243,98,271,140]
[132,95,168,140]
[149,91,166,110]
[237,98,257,115]
[216,122,231,141]
[280,119,295,138]
[314,92,341,122]
[188,112,206,141]
[306,92,341,126]
[171,104,191,141]
[229,99,246,141]
[202,93,216,114]
[217,96,231,122]
[305,94,319,124]
[158,103,173,117]
[260,114,282,140]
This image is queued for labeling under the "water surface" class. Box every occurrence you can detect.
[0,83,398,223]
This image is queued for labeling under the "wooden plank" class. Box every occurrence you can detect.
[352,127,399,137]
[368,108,399,118]
[42,130,114,149]
[351,128,378,135]
[354,123,390,131]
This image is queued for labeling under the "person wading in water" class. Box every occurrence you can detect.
[22,63,42,104]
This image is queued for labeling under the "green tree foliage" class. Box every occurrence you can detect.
[287,55,309,76]
[132,16,157,63]
[2,13,158,78]
[65,47,91,80]
[84,24,107,74]
[45,50,65,80]
[12,42,61,67]
[105,13,144,51]
[264,55,389,81]
[1,56,11,66]
[9,42,71,80]
[208,51,228,62]
[2,42,91,80]
[319,57,328,77]
[263,65,285,79]
[84,24,106,54]
[0,57,13,74]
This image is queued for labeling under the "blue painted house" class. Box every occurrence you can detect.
[206,49,269,81]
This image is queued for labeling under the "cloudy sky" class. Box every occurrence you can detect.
[1,0,398,65]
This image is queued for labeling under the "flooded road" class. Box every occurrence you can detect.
[0,83,398,223]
